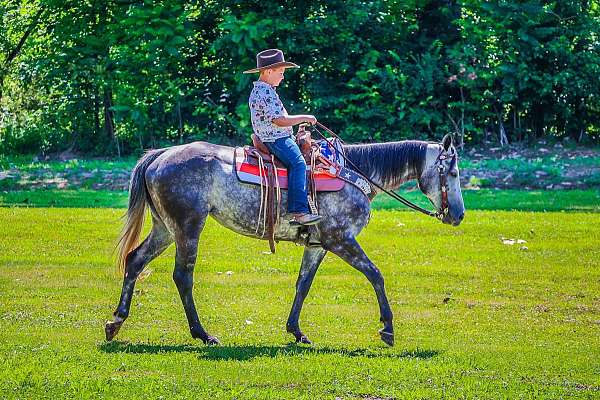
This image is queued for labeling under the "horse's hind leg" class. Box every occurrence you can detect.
[286,247,327,344]
[105,217,172,341]
[326,236,394,346]
[172,213,219,345]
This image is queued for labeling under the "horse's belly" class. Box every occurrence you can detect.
[206,165,299,241]
[208,209,300,243]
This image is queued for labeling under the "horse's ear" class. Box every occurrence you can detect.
[442,134,453,151]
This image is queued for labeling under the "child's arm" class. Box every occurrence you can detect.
[273,114,317,127]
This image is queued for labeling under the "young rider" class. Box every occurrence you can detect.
[244,48,321,226]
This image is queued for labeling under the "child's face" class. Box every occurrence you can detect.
[264,67,286,86]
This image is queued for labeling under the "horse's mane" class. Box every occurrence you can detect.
[343,141,429,188]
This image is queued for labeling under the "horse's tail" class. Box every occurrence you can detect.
[116,148,167,274]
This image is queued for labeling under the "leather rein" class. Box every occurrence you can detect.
[310,122,453,220]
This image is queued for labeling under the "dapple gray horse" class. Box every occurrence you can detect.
[105,134,464,346]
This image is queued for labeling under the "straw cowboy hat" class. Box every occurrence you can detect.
[242,49,299,74]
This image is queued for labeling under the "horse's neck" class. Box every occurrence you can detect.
[343,141,430,191]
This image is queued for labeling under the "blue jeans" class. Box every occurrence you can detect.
[264,136,309,214]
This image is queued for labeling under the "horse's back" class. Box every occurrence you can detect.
[144,141,232,179]
[142,141,236,211]
[153,141,234,166]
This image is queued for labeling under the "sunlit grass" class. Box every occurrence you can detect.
[0,208,598,398]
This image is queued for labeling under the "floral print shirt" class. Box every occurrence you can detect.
[248,80,293,142]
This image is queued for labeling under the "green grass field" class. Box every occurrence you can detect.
[1,188,599,212]
[0,207,599,399]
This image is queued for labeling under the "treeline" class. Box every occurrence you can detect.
[0,0,599,156]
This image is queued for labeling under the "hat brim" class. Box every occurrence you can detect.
[243,61,300,74]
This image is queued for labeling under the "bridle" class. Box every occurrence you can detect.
[311,122,454,220]
[431,149,456,220]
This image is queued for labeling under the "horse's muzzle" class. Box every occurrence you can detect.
[451,211,464,226]
[442,211,464,226]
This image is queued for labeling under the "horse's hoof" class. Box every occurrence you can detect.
[296,335,312,345]
[204,335,221,346]
[105,320,122,341]
[378,328,394,347]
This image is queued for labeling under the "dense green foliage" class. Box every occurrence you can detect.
[1,1,599,155]
[0,208,598,398]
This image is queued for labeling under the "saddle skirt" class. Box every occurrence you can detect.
[234,145,345,192]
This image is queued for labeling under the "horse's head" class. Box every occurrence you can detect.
[418,134,465,226]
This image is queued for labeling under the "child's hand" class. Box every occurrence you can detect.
[303,115,317,125]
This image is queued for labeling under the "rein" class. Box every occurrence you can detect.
[311,122,451,220]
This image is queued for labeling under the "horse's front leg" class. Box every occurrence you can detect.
[286,247,327,344]
[326,236,394,346]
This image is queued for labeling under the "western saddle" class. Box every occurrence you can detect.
[242,125,340,252]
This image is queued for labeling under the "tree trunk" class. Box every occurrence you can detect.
[458,87,465,149]
[512,106,518,142]
[103,87,114,139]
[94,89,100,136]
[493,103,509,147]
[138,131,144,151]
[572,98,585,142]
[517,107,521,141]
[0,73,4,102]
[177,98,183,144]
[498,119,508,147]
[497,109,508,147]
[103,87,118,155]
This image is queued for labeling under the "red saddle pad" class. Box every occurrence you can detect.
[234,147,345,192]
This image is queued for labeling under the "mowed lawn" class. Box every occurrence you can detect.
[0,208,599,399]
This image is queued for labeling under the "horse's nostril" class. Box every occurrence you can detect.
[458,213,464,221]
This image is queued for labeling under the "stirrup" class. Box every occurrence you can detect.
[288,213,322,226]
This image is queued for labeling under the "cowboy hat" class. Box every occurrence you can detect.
[242,49,299,74]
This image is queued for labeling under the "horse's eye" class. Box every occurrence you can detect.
[449,170,458,178]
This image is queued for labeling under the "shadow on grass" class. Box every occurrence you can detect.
[99,340,438,361]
